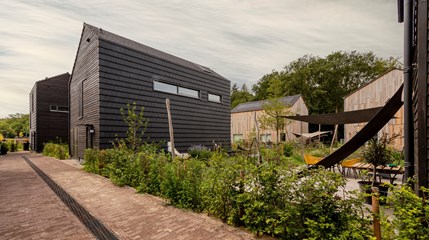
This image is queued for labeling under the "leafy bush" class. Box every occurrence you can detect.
[282,142,294,157]
[42,143,69,159]
[5,140,18,152]
[188,145,212,160]
[0,142,8,155]
[381,184,429,240]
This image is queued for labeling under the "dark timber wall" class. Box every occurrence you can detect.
[69,23,230,158]
[411,0,429,190]
[29,73,70,152]
[69,25,100,159]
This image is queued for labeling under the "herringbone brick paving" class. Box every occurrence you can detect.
[2,152,269,239]
[0,152,93,240]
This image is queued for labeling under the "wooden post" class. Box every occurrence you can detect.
[330,124,338,153]
[372,187,381,240]
[166,99,175,159]
[300,117,304,160]
[318,124,321,143]
[254,112,262,164]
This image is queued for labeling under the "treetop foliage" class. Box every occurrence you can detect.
[0,113,29,138]
[233,51,401,114]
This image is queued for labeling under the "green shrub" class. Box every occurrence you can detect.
[381,184,429,240]
[0,142,8,155]
[188,145,212,160]
[43,143,69,159]
[282,142,294,157]
[6,140,18,152]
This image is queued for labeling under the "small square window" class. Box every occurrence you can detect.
[50,105,58,112]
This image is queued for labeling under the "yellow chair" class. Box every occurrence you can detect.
[304,154,324,166]
[340,158,362,177]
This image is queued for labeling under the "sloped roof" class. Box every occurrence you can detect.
[36,72,70,84]
[84,23,226,80]
[231,95,301,113]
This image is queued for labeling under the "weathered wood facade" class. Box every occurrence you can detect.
[344,69,404,150]
[231,95,308,143]
[29,73,70,152]
[69,23,230,159]
[409,0,429,190]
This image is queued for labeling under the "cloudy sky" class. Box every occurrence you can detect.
[0,0,402,118]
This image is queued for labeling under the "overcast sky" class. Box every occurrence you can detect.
[0,0,402,118]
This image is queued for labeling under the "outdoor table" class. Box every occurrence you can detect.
[351,162,403,184]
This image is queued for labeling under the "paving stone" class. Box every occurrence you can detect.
[0,152,93,240]
[25,153,271,239]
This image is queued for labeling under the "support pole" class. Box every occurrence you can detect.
[166,99,175,159]
[330,124,338,153]
[254,112,262,164]
[372,187,381,240]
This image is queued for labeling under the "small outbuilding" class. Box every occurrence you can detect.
[344,69,404,150]
[29,73,70,152]
[231,95,308,144]
[69,23,230,159]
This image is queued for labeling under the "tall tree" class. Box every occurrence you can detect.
[0,113,29,138]
[258,98,293,143]
[231,83,254,109]
[253,51,401,114]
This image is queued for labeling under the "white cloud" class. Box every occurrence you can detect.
[0,0,402,117]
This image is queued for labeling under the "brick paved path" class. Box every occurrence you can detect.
[0,152,93,240]
[2,152,267,240]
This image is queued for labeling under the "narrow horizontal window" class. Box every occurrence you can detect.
[208,93,222,103]
[50,105,58,111]
[154,81,177,94]
[178,87,199,98]
[57,106,69,113]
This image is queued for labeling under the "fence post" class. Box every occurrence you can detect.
[166,99,175,159]
[372,187,381,240]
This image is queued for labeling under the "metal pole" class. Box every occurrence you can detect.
[403,0,414,182]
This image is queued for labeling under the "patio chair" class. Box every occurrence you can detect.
[304,154,324,166]
[340,158,362,178]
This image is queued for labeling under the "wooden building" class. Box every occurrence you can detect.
[29,73,70,152]
[231,95,308,143]
[69,23,230,159]
[343,69,404,150]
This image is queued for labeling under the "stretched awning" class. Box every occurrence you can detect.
[292,131,331,139]
[281,107,383,125]
[315,84,404,168]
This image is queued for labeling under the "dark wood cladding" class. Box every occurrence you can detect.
[69,23,230,158]
[411,0,429,190]
[29,73,70,152]
[69,25,100,159]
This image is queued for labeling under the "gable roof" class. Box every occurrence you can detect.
[343,68,403,99]
[83,23,226,80]
[231,95,301,113]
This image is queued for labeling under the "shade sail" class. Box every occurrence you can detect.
[292,131,331,139]
[315,84,404,168]
[282,107,383,125]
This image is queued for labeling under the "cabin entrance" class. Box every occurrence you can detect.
[73,125,94,160]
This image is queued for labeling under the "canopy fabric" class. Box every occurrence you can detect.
[292,131,331,139]
[282,107,383,125]
[315,84,404,168]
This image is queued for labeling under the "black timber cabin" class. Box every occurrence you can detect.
[29,73,70,152]
[69,23,231,159]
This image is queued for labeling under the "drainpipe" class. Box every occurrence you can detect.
[402,0,414,182]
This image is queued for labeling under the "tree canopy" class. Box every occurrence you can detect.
[231,83,254,109]
[0,113,29,138]
[251,51,401,114]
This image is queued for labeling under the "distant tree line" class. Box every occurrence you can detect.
[0,113,29,139]
[231,51,401,114]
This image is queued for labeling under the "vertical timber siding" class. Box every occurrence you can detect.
[98,39,230,151]
[29,73,69,152]
[344,69,404,150]
[69,26,100,159]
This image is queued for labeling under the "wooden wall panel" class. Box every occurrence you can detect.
[344,69,404,150]
[69,26,100,159]
[98,39,230,151]
[231,96,308,143]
